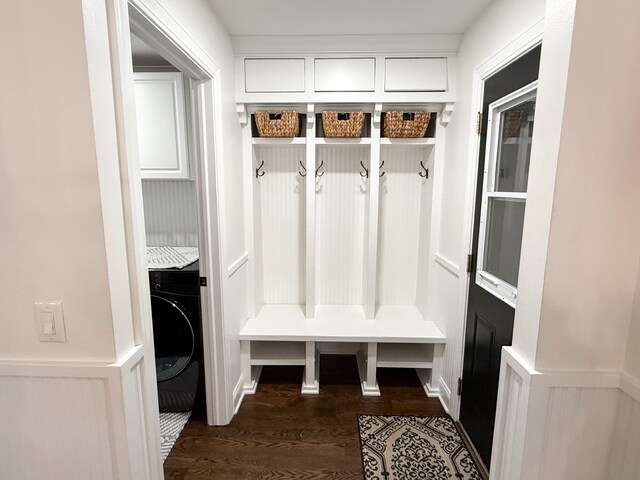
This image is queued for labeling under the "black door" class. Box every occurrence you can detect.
[459,46,541,468]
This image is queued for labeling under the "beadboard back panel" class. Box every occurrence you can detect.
[257,146,306,304]
[315,146,368,305]
[376,146,425,305]
[142,179,198,247]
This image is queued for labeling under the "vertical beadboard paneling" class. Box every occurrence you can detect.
[258,146,306,304]
[377,146,425,305]
[316,146,368,304]
[433,258,461,411]
[141,179,199,247]
[490,362,527,480]
[607,390,640,479]
[0,375,115,479]
[539,387,619,479]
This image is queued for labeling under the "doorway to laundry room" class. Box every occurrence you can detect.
[128,31,206,462]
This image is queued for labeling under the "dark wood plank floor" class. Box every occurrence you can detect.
[164,354,447,479]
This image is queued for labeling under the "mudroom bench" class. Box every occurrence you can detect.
[239,305,446,397]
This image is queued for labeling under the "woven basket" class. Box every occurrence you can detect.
[321,111,365,138]
[255,111,300,137]
[383,112,431,138]
[504,110,527,137]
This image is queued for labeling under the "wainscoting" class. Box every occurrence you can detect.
[490,347,640,480]
[432,254,463,413]
[0,345,157,480]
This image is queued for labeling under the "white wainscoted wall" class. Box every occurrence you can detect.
[142,180,199,247]
[432,255,462,413]
[490,348,640,480]
[0,346,155,480]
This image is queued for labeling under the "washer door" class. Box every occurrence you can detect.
[151,294,195,382]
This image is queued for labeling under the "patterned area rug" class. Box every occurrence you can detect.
[358,415,481,479]
[159,411,191,462]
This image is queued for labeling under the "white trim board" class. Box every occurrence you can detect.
[232,34,463,56]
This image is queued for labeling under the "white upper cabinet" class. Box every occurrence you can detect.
[245,58,305,92]
[384,58,448,92]
[133,72,190,180]
[314,58,376,92]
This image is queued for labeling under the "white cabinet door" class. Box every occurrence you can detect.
[133,72,190,179]
[245,59,306,93]
[314,58,376,92]
[384,58,447,92]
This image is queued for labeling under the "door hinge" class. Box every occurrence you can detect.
[476,112,483,135]
[199,276,207,287]
[466,254,473,274]
[457,377,463,396]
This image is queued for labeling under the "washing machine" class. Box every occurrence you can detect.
[149,261,204,412]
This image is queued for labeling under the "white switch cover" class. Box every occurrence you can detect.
[35,302,66,342]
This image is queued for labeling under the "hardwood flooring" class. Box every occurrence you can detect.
[164,354,447,479]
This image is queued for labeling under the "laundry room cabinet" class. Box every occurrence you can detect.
[133,71,191,179]
[236,55,454,397]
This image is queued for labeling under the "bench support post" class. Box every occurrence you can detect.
[357,342,381,396]
[301,341,320,394]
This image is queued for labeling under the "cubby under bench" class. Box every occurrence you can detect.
[239,305,446,397]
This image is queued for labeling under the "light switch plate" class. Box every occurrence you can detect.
[35,301,67,342]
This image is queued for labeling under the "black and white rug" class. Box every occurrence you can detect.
[358,415,481,479]
[159,412,191,462]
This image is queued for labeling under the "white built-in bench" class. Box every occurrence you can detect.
[239,305,446,396]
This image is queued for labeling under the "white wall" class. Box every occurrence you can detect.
[531,0,640,372]
[433,0,546,415]
[0,0,133,363]
[150,0,247,401]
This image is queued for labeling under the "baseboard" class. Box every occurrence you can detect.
[242,365,262,395]
[233,374,245,414]
[415,369,450,414]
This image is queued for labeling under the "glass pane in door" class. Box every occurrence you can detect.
[483,198,526,287]
[495,100,535,192]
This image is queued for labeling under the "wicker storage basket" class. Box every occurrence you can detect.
[504,110,527,137]
[255,111,300,137]
[383,111,431,138]
[321,111,365,138]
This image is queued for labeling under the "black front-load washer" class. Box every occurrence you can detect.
[149,261,203,412]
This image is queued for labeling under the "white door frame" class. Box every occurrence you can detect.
[105,0,231,476]
[453,21,544,420]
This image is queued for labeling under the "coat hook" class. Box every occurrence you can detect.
[359,160,369,178]
[379,160,386,177]
[255,159,266,178]
[316,160,325,178]
[419,160,429,178]
[299,160,307,177]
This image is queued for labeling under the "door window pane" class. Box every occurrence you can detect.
[483,198,525,287]
[495,101,535,192]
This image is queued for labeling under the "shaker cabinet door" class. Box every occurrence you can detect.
[133,72,190,179]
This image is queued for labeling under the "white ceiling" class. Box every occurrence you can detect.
[208,0,494,36]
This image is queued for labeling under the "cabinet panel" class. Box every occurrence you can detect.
[133,72,189,179]
[384,58,447,92]
[314,58,375,92]
[245,58,305,93]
